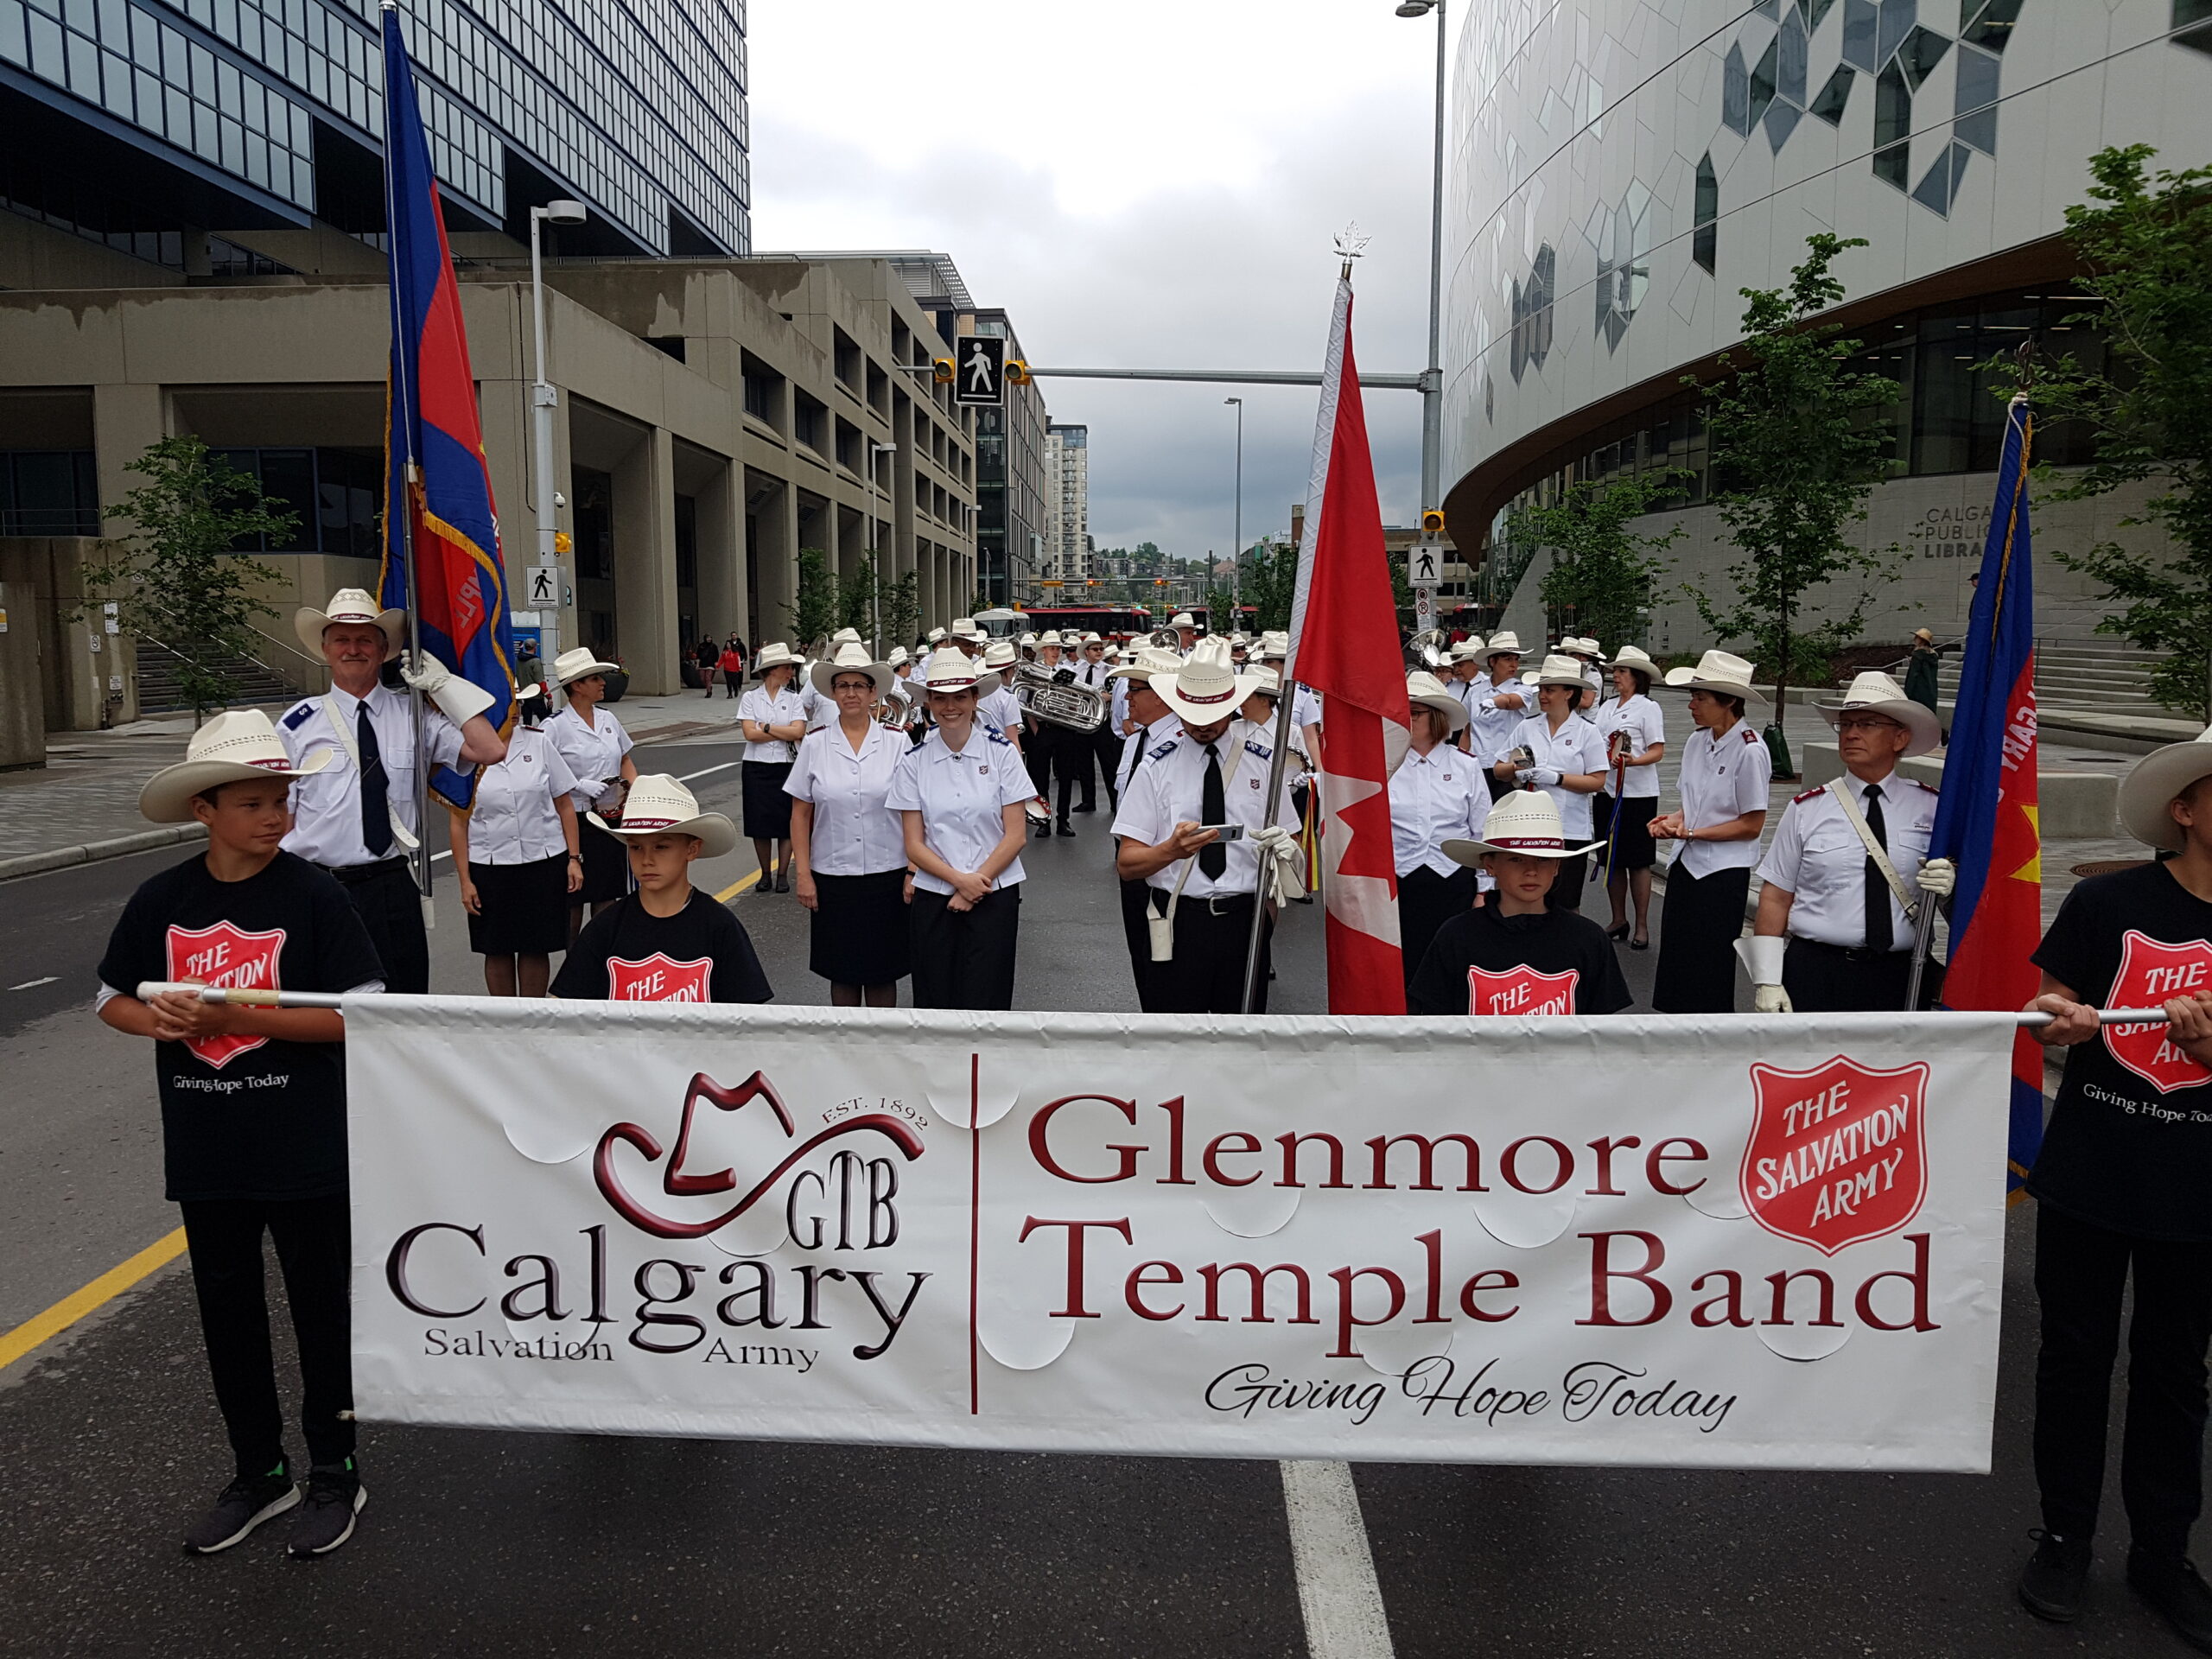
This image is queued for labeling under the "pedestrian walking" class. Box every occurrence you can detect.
[788,645,912,1007]
[1592,645,1666,950]
[448,715,584,998]
[695,635,720,696]
[97,710,384,1557]
[1904,627,1944,718]
[739,642,807,893]
[1392,671,1492,997]
[1493,653,1609,912]
[544,645,639,942]
[719,636,747,699]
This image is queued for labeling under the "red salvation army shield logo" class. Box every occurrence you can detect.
[607,953,713,1002]
[1741,1057,1928,1256]
[1466,963,1578,1017]
[163,920,285,1067]
[2104,930,2212,1093]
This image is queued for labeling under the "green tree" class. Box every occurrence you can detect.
[1688,234,1900,764]
[1995,144,2212,719]
[75,435,296,725]
[787,547,837,647]
[882,568,920,652]
[1507,474,1688,650]
[835,554,878,639]
[1244,538,1299,632]
[1204,583,1239,632]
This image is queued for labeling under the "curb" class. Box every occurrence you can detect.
[0,823,208,885]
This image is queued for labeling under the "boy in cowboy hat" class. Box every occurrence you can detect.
[550,775,772,1003]
[2013,728,2212,1644]
[96,711,385,1558]
[1407,790,1630,1016]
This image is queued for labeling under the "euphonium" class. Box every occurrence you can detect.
[1011,661,1107,732]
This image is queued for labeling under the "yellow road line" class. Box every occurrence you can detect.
[0,1227,188,1374]
[714,868,765,902]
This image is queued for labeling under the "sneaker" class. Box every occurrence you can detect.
[2017,1529,2091,1624]
[2129,1550,2212,1653]
[285,1461,366,1560]
[182,1464,298,1554]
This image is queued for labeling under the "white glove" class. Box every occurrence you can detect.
[1252,823,1306,901]
[1734,935,1793,1014]
[399,651,496,725]
[1917,857,1956,899]
[1516,766,1562,789]
[1754,983,1796,1014]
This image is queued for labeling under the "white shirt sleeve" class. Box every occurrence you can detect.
[883,747,923,814]
[539,738,582,803]
[1756,795,1807,889]
[785,731,820,800]
[1732,733,1775,815]
[1109,754,1169,847]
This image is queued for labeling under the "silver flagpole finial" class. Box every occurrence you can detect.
[1333,224,1370,262]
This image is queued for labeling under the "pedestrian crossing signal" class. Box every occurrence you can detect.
[932,357,955,385]
[953,336,1007,406]
[1006,359,1032,386]
[1421,509,1446,535]
[554,531,572,554]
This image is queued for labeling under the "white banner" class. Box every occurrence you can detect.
[347,1001,2013,1471]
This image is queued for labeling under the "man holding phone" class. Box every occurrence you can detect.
[1112,639,1304,1013]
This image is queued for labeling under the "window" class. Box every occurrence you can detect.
[205,446,378,552]
[833,328,861,390]
[1694,155,1718,274]
[741,355,782,428]
[0,450,100,536]
[792,391,826,453]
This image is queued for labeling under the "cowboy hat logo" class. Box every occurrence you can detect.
[1741,1058,1928,1256]
[2103,931,2212,1094]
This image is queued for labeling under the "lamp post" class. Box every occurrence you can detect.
[1395,0,1447,523]
[528,198,587,656]
[868,440,899,653]
[1224,397,1243,618]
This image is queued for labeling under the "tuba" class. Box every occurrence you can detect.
[1147,626,1183,650]
[1012,662,1107,732]
[1407,626,1450,670]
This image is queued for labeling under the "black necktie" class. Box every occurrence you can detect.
[1862,783,1891,952]
[1200,742,1227,880]
[358,702,392,857]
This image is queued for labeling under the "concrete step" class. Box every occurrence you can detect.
[135,639,304,715]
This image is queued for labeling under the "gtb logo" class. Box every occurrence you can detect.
[594,1071,925,1239]
[1466,963,1578,1017]
[2104,931,2212,1093]
[164,921,285,1067]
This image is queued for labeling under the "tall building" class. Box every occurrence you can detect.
[1440,2,2212,655]
[1044,421,1088,584]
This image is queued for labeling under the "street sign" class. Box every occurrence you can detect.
[525,565,561,607]
[1412,584,1437,631]
[1038,579,1064,588]
[1409,543,1444,584]
[953,334,1007,407]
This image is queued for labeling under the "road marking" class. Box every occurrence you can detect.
[1280,1459,1395,1659]
[714,868,765,903]
[678,760,740,783]
[8,976,58,990]
[0,1228,188,1374]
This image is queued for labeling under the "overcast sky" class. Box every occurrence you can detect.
[747,0,1445,560]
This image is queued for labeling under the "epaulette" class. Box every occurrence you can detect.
[282,700,315,730]
[1243,738,1271,761]
[1740,726,1760,744]
[1148,738,1181,762]
[1791,784,1827,805]
[1912,779,1939,795]
[986,729,1012,747]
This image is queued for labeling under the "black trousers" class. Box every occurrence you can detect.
[180,1195,355,1476]
[909,884,1020,1009]
[1151,893,1272,1015]
[1650,863,1750,1014]
[1783,937,1916,1013]
[1396,866,1478,993]
[1120,877,1159,1012]
[2034,1203,2212,1560]
[1024,726,1077,821]
[327,857,424,995]
[1085,725,1123,810]
[1548,851,1589,912]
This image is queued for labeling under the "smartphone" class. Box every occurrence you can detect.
[1198,823,1247,843]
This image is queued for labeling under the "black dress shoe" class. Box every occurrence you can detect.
[2130,1550,2212,1652]
[1056,821,1077,837]
[1072,803,1096,813]
[2018,1531,2091,1624]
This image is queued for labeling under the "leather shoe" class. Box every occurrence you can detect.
[2130,1550,2212,1652]
[1055,821,1076,837]
[2018,1531,2090,1624]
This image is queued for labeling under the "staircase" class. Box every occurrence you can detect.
[135,637,305,714]
[1934,640,2179,715]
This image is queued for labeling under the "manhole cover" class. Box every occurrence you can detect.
[2071,860,2149,877]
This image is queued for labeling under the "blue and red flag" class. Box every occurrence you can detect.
[377,3,513,810]
[1929,394,2042,1192]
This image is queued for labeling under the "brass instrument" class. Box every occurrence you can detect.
[1146,627,1184,650]
[1408,626,1449,670]
[1012,661,1107,733]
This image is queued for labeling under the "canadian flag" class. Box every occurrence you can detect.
[1286,275,1410,1015]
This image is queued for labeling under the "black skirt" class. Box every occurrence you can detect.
[810,868,912,986]
[1592,792,1660,873]
[576,815,632,904]
[1651,862,1751,1013]
[742,760,795,839]
[466,854,569,956]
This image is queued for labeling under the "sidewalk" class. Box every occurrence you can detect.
[0,687,740,881]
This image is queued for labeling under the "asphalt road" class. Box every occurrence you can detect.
[0,743,2190,1656]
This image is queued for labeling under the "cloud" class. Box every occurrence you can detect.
[747,1,1446,552]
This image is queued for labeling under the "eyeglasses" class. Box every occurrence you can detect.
[1834,715,1904,734]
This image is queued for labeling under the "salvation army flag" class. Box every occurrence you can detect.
[1286,276,1411,1014]
[1929,394,2042,1191]
[378,3,514,810]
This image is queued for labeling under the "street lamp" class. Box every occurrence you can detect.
[1224,397,1243,618]
[528,198,587,654]
[1395,0,1447,526]
[868,440,899,653]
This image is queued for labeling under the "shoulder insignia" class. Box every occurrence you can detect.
[986,729,1012,747]
[1913,779,1940,795]
[1740,727,1759,744]
[1790,785,1827,805]
[282,700,315,730]
[1148,739,1181,762]
[1243,738,1271,760]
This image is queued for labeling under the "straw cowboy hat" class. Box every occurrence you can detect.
[1484,631,1525,661]
[295,587,404,661]
[751,641,800,677]
[1154,637,1262,727]
[1018,632,1039,648]
[1246,664,1281,698]
[920,645,989,695]
[1406,671,1471,734]
[588,773,735,857]
[139,709,333,823]
[1559,635,1604,659]
[2118,726,2212,851]
[550,645,621,688]
[1449,635,1489,663]
[1168,612,1198,630]
[1664,649,1768,705]
[1255,631,1290,662]
[1444,788,1602,867]
[1912,627,1936,645]
[1035,630,1065,649]
[1080,632,1103,645]
[1815,670,1940,757]
[809,642,895,699]
[1524,652,1596,689]
[926,626,948,645]
[1607,645,1659,677]
[979,639,1019,690]
[885,645,911,670]
[1109,645,1184,683]
[830,627,862,647]
[949,616,986,642]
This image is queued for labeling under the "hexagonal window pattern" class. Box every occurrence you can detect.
[1694,153,1719,275]
[1812,64,1856,124]
[1962,0,2025,52]
[1591,185,1654,352]
[1723,41,1751,135]
[1510,245,1556,384]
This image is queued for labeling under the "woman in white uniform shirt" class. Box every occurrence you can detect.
[739,642,808,893]
[1591,645,1667,950]
[884,648,1033,1010]
[1392,672,1492,993]
[787,645,912,1007]
[448,713,585,997]
[1649,650,1773,1012]
[544,647,639,943]
[1493,654,1609,911]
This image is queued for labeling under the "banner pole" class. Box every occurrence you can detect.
[1904,891,1938,1011]
[1239,679,1304,1014]
[403,460,431,921]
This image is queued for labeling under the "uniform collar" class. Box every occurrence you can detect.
[325,680,388,714]
[1835,766,1898,803]
[927,728,988,763]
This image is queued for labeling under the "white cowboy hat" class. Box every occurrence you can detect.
[550,645,621,688]
[1245,664,1281,698]
[1154,637,1262,727]
[1169,612,1198,630]
[809,643,895,698]
[1484,632,1525,660]
[1814,670,1941,757]
[295,587,404,661]
[1080,632,1103,645]
[886,645,911,669]
[1406,671,1471,734]
[981,639,1020,673]
[830,626,862,646]
[1559,635,1604,659]
[1524,652,1594,689]
[139,709,333,823]
[1444,788,1603,866]
[949,617,986,642]
[1663,648,1768,706]
[751,641,800,677]
[920,645,989,694]
[1255,631,1290,662]
[1109,645,1184,683]
[2120,726,2212,852]
[1607,645,1659,677]
[588,773,735,858]
[1018,632,1039,648]
[1449,635,1489,662]
[926,626,948,645]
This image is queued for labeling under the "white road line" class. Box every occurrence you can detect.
[8,976,59,991]
[1280,1459,1395,1659]
[677,760,739,783]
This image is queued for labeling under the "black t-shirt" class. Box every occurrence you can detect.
[2029,861,2212,1240]
[97,851,385,1204]
[551,888,773,1004]
[1408,901,1632,1016]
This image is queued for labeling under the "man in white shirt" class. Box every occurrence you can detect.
[276,588,508,994]
[1463,632,1532,789]
[1069,634,1120,813]
[1105,647,1184,1011]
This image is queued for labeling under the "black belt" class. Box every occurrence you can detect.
[321,857,411,887]
[1791,937,1910,964]
[1193,893,1257,916]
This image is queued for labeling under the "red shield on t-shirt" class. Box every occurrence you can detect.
[164,921,286,1068]
[1466,963,1578,1016]
[607,953,713,1003]
[2103,930,2212,1093]
[1741,1057,1928,1256]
